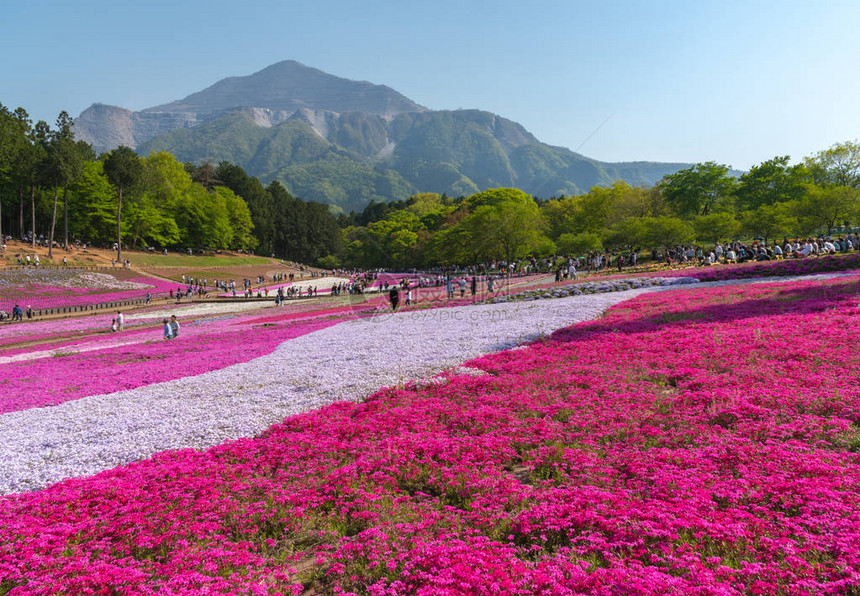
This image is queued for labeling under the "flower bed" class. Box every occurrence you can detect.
[0,290,650,495]
[1,276,859,593]
[0,316,341,414]
[661,252,860,282]
[0,271,177,312]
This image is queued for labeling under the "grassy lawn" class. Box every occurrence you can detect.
[155,269,258,282]
[131,254,274,267]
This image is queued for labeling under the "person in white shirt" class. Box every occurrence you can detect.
[794,241,813,258]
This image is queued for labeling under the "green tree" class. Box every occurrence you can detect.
[541,195,583,240]
[740,202,798,243]
[557,231,603,255]
[103,146,143,262]
[46,112,84,255]
[217,161,275,254]
[692,212,740,246]
[805,140,860,188]
[798,185,859,236]
[642,216,694,249]
[0,104,14,243]
[10,108,32,239]
[464,193,546,262]
[661,162,736,217]
[735,156,810,210]
[69,161,117,244]
[606,217,648,250]
[467,187,532,209]
[218,186,256,250]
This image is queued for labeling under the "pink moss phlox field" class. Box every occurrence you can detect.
[0,316,340,414]
[2,277,860,593]
[661,252,860,282]
[1,276,177,311]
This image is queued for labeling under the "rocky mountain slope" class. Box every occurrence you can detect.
[75,60,688,212]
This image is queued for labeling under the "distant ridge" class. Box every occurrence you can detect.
[75,60,690,212]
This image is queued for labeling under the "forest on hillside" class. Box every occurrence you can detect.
[2,103,859,269]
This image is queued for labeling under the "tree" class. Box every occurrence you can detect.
[464,194,546,262]
[735,156,810,210]
[218,187,255,250]
[12,108,34,239]
[0,104,14,244]
[557,231,603,255]
[740,202,798,243]
[43,112,83,257]
[692,212,740,246]
[641,216,694,249]
[466,187,533,209]
[103,146,143,262]
[541,195,583,240]
[798,185,859,236]
[661,162,736,217]
[26,121,50,247]
[69,161,118,244]
[805,140,860,188]
[606,217,648,250]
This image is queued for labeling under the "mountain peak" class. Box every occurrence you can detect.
[143,59,426,117]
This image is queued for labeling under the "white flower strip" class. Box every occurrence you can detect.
[0,270,150,290]
[0,337,148,365]
[4,272,855,495]
[0,289,652,495]
[124,300,275,322]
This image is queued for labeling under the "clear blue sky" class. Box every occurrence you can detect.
[2,0,858,169]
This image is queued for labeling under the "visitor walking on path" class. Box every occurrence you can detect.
[389,286,400,311]
[116,311,124,332]
[163,318,173,340]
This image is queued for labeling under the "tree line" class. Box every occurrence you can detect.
[333,143,860,269]
[0,104,342,264]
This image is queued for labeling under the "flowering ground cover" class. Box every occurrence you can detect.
[0,270,177,312]
[0,316,340,414]
[1,275,859,593]
[0,300,282,353]
[0,290,645,495]
[659,252,860,282]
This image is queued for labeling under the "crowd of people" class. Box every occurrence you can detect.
[654,234,860,268]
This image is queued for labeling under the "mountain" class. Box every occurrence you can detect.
[75,60,426,154]
[75,60,689,212]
